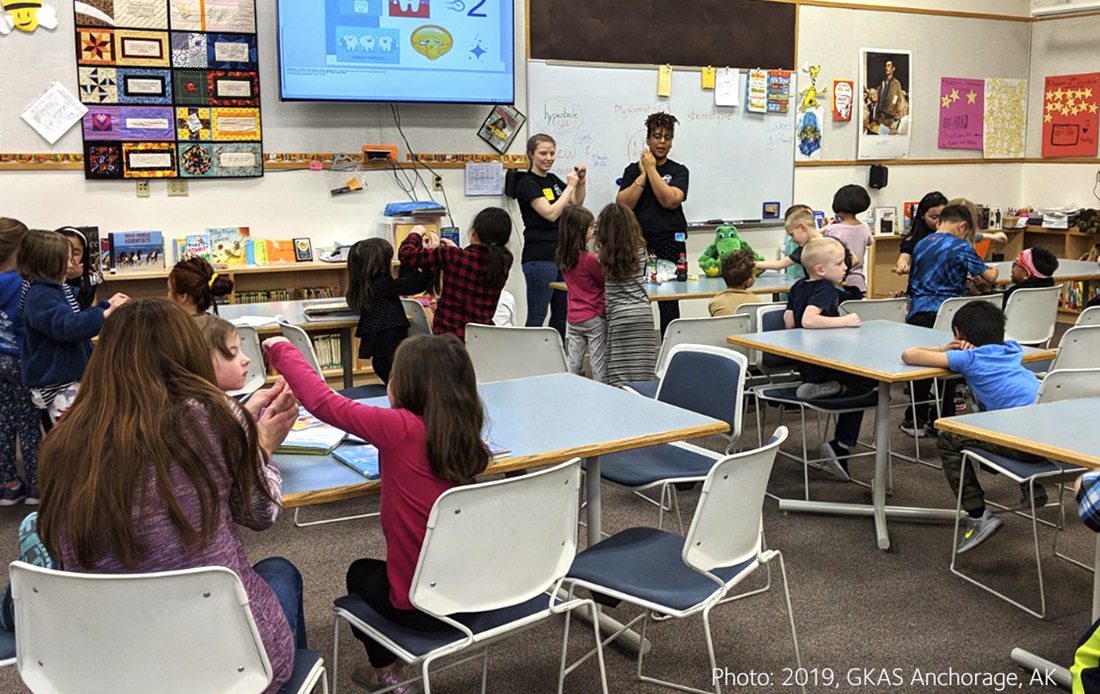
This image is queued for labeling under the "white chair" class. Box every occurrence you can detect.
[734,301,786,373]
[464,324,568,383]
[839,297,908,323]
[10,562,327,694]
[949,368,1100,619]
[1004,284,1063,347]
[1049,325,1100,371]
[401,298,432,336]
[1076,305,1100,326]
[931,294,1002,333]
[598,345,748,531]
[279,320,326,378]
[565,428,802,694]
[624,315,751,398]
[330,459,607,694]
[227,325,267,399]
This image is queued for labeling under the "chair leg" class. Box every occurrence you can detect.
[702,606,721,694]
[774,552,805,694]
[331,618,342,694]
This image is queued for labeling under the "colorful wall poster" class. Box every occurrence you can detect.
[73,0,262,179]
[938,77,984,150]
[746,69,768,113]
[984,78,1027,159]
[858,48,911,160]
[1041,72,1100,158]
[832,79,854,121]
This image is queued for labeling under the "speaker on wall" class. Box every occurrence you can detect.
[869,165,888,189]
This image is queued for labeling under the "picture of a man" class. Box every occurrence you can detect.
[862,52,910,136]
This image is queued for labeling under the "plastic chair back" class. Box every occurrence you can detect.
[655,315,751,376]
[840,297,908,323]
[1076,306,1100,326]
[682,427,787,573]
[1004,284,1063,346]
[227,325,267,398]
[932,295,1001,333]
[758,306,796,373]
[1050,325,1100,371]
[656,345,747,443]
[410,459,581,617]
[464,324,568,383]
[10,563,273,694]
[279,320,325,377]
[1038,368,1100,404]
[734,300,785,334]
[400,298,432,336]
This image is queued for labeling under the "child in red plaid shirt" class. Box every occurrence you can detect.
[398,207,514,340]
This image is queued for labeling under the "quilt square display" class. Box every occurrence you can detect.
[116,68,173,104]
[78,29,116,65]
[208,71,258,106]
[84,142,124,179]
[122,142,178,177]
[114,0,169,29]
[206,33,257,70]
[115,30,171,67]
[176,106,211,139]
[170,31,207,67]
[78,67,118,103]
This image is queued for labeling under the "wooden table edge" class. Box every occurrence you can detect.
[934,417,1100,468]
[281,420,729,508]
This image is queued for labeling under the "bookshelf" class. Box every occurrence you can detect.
[102,261,379,385]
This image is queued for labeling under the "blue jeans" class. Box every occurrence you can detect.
[254,556,308,650]
[523,261,567,340]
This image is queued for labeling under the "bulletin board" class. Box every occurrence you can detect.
[1027,14,1100,158]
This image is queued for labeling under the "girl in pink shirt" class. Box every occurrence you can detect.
[264,332,490,693]
[822,184,874,300]
[555,205,607,382]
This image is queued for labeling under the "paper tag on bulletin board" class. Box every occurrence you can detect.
[832,79,854,121]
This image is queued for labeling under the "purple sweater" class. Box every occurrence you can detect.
[57,403,293,692]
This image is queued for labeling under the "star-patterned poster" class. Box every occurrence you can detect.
[983,78,1027,159]
[1042,73,1100,158]
[938,77,984,150]
[73,0,262,180]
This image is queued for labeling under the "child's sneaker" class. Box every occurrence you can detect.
[956,509,1003,554]
[18,512,55,569]
[23,486,40,506]
[0,482,25,507]
[352,666,419,694]
[796,381,843,399]
[899,418,927,438]
[817,442,852,482]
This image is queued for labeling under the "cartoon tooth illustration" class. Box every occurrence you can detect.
[398,0,422,11]
[0,0,58,34]
[410,24,452,61]
[353,0,369,12]
[378,35,393,52]
[360,34,375,52]
[341,34,359,51]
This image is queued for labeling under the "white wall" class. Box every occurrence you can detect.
[835,0,1029,15]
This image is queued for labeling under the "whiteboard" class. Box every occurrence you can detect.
[527,61,795,223]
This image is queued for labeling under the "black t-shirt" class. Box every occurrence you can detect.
[517,171,567,263]
[786,278,839,328]
[619,159,689,246]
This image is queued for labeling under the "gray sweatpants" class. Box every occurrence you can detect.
[566,316,607,383]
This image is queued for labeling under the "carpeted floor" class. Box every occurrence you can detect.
[0,381,1091,693]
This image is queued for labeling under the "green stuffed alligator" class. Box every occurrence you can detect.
[698,226,765,277]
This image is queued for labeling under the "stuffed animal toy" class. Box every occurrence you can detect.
[698,226,764,277]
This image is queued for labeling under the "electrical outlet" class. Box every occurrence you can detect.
[136,181,150,198]
[167,180,189,197]
[433,174,443,191]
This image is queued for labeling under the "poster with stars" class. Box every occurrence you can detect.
[73,0,263,180]
[1041,73,1100,158]
[983,78,1026,159]
[938,77,983,150]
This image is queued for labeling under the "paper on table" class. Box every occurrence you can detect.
[20,82,88,145]
[465,161,505,196]
[715,68,740,107]
[227,315,278,328]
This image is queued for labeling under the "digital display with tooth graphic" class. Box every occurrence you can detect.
[277,0,515,103]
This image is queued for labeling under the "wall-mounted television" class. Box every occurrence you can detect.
[276,0,515,104]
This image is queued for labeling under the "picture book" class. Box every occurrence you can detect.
[303,299,353,319]
[77,226,104,286]
[183,233,212,262]
[277,422,346,455]
[108,231,165,272]
[292,406,325,431]
[247,238,268,265]
[208,227,250,267]
[903,201,919,234]
[266,239,297,264]
[487,440,510,458]
[332,444,381,480]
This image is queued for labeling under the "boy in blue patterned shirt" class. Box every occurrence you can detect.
[902,300,1041,553]
[902,203,999,437]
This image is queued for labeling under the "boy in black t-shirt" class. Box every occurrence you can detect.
[784,237,874,481]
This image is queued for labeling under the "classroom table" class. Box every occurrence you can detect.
[727,320,1055,550]
[992,258,1100,284]
[549,272,793,301]
[218,299,358,388]
[935,398,1100,684]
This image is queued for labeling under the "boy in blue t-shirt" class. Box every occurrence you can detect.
[901,300,1042,553]
[784,237,874,482]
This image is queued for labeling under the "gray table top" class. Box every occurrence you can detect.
[279,372,728,507]
[727,319,1055,383]
[993,259,1100,283]
[552,272,793,302]
[935,397,1100,468]
[218,299,357,330]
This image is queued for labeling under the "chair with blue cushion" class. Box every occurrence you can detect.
[0,629,14,668]
[10,562,327,694]
[623,315,751,398]
[565,428,802,694]
[949,368,1100,619]
[329,459,607,694]
[751,307,877,499]
[597,345,747,532]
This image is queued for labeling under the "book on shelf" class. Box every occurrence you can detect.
[902,201,919,234]
[107,231,165,273]
[73,226,104,287]
[873,207,897,235]
[183,233,212,262]
[247,238,268,265]
[208,227,250,267]
[332,444,380,479]
[303,299,353,319]
[267,239,297,264]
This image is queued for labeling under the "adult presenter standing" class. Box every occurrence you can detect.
[616,112,688,334]
[517,133,586,339]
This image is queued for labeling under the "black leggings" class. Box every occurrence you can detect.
[345,558,449,668]
[906,311,956,424]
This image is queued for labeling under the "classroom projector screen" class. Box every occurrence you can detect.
[276,0,515,103]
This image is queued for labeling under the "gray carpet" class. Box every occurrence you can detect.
[0,382,1091,693]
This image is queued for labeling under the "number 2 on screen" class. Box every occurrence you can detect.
[467,0,486,17]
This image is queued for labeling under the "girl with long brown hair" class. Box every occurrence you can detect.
[37,298,303,694]
[264,332,489,692]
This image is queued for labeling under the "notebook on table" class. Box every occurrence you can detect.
[333,444,380,479]
[302,300,354,319]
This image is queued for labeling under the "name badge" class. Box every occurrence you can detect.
[674,232,686,242]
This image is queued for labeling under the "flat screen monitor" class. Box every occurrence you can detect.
[277,0,515,104]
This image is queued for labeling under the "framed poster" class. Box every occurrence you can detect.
[859,49,912,160]
[478,105,525,154]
